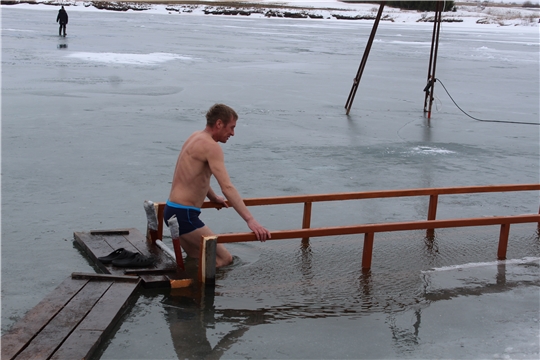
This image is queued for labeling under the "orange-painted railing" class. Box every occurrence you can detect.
[152,184,540,281]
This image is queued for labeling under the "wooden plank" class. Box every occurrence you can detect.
[50,280,140,360]
[73,231,115,274]
[198,236,217,284]
[74,230,141,277]
[170,279,193,288]
[90,229,130,235]
[51,331,102,360]
[204,238,217,285]
[122,229,179,285]
[74,228,178,286]
[138,274,171,288]
[1,277,88,360]
[122,229,155,257]
[124,268,177,275]
[14,281,113,360]
[71,272,139,282]
[102,234,141,254]
[127,231,179,270]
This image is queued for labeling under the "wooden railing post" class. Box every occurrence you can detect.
[302,202,312,244]
[198,235,217,286]
[497,223,510,260]
[427,194,438,221]
[361,232,374,271]
[426,194,438,238]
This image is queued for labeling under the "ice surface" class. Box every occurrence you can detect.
[66,51,196,64]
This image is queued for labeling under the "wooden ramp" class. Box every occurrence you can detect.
[74,228,182,288]
[1,274,140,360]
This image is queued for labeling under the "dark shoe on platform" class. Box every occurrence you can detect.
[112,253,155,268]
[98,248,135,264]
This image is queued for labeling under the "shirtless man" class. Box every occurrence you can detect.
[164,104,271,267]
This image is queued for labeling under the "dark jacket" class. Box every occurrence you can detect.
[57,9,68,25]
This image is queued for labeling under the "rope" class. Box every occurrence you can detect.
[433,78,539,126]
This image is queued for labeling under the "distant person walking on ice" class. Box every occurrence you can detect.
[56,6,68,37]
[164,104,271,267]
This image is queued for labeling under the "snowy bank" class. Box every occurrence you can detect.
[1,0,539,27]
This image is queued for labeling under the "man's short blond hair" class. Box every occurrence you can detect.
[206,104,238,127]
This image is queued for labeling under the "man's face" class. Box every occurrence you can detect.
[217,117,236,143]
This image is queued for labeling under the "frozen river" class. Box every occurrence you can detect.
[2,5,539,359]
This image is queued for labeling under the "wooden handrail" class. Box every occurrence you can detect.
[206,184,540,208]
[211,214,540,243]
[149,184,540,283]
[154,183,539,240]
[153,183,539,210]
[196,214,540,283]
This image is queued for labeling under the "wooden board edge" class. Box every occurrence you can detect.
[71,272,140,282]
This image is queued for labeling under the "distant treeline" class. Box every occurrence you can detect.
[523,1,540,8]
[385,1,456,12]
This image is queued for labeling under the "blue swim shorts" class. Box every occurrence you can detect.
[164,200,205,235]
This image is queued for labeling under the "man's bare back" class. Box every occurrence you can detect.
[168,130,217,208]
[164,104,271,267]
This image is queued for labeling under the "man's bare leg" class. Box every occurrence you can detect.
[179,225,233,267]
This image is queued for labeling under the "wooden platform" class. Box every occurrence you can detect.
[74,228,182,288]
[1,274,140,360]
[1,228,191,360]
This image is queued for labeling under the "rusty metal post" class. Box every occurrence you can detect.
[166,214,186,271]
[302,201,312,244]
[497,223,510,260]
[172,238,185,270]
[423,1,443,119]
[156,202,164,242]
[423,8,437,112]
[345,1,386,115]
[361,232,375,271]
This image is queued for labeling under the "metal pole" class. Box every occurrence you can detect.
[424,2,443,119]
[423,5,438,112]
[345,1,386,115]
